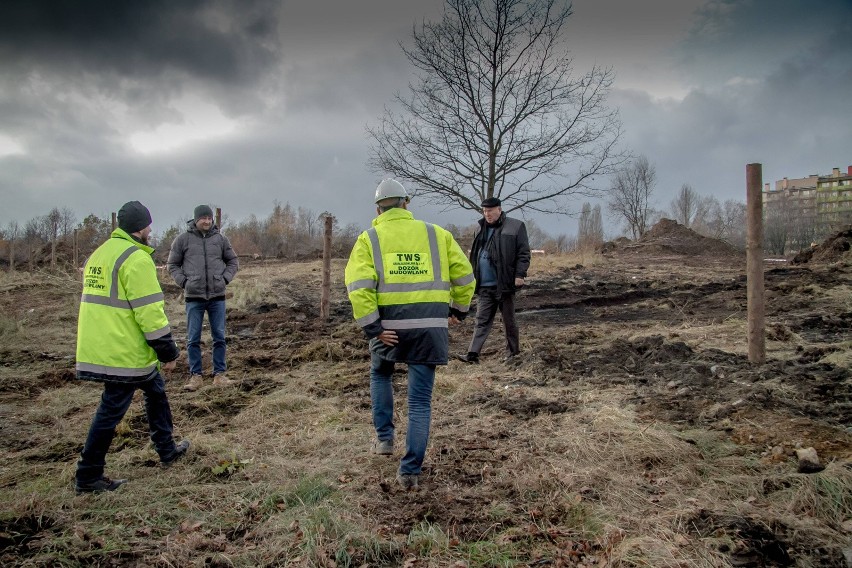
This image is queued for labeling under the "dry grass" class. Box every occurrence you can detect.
[1,253,849,567]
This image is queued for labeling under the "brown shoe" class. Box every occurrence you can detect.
[212,373,234,387]
[184,374,204,392]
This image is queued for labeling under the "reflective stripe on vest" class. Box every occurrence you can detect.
[80,245,165,309]
[355,310,380,327]
[383,318,448,330]
[76,361,159,376]
[144,324,172,341]
[347,278,377,294]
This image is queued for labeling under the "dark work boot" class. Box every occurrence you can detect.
[75,476,128,495]
[162,440,191,467]
[456,352,480,364]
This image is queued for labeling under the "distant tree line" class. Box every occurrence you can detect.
[158,202,365,264]
[762,198,825,256]
[0,203,370,271]
[3,163,756,273]
[0,207,113,271]
[1,200,600,273]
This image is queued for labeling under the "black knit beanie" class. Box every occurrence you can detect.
[194,204,214,221]
[117,201,152,233]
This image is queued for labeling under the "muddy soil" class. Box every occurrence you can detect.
[369,252,848,566]
[0,224,850,566]
[219,251,849,566]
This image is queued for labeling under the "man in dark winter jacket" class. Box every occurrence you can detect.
[460,197,531,364]
[167,205,239,391]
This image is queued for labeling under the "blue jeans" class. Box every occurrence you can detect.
[76,373,177,484]
[186,300,227,375]
[370,352,436,475]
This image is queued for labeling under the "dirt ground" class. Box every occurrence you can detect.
[0,221,850,567]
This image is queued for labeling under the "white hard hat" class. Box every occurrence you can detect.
[374,178,410,204]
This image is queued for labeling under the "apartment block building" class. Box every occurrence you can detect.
[763,174,818,223]
[816,166,852,233]
[763,165,852,241]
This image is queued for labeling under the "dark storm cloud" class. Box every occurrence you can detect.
[1,0,848,241]
[0,0,445,235]
[679,0,852,84]
[610,0,852,219]
[0,0,281,85]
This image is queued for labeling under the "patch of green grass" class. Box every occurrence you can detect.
[228,278,265,311]
[783,463,852,524]
[822,340,852,367]
[407,520,449,558]
[460,538,527,567]
[285,475,337,508]
[561,501,605,535]
[486,502,513,522]
[297,506,348,561]
[0,312,19,339]
[335,534,402,567]
[677,429,743,461]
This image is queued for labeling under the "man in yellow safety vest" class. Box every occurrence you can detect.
[345,179,475,490]
[74,200,190,494]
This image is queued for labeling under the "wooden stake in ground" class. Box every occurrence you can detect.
[320,213,334,320]
[746,163,765,363]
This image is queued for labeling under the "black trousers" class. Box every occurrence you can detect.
[467,287,519,356]
[75,373,177,484]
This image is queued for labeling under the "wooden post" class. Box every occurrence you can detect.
[111,212,117,231]
[320,214,334,320]
[216,207,222,229]
[73,229,79,269]
[746,163,765,363]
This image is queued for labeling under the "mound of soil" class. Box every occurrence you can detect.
[790,227,852,265]
[603,219,742,258]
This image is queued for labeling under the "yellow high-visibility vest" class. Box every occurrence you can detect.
[76,229,172,380]
[345,208,475,362]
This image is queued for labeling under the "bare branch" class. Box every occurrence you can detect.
[367,0,623,216]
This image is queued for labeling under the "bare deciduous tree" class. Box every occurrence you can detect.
[763,194,814,255]
[607,155,656,239]
[368,0,623,215]
[3,221,20,270]
[524,219,550,249]
[670,184,711,228]
[764,200,791,255]
[577,202,603,248]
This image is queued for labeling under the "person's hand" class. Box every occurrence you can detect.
[377,329,398,346]
[449,315,461,326]
[162,360,177,372]
[515,277,525,287]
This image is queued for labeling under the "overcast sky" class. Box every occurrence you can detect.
[1,0,850,239]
